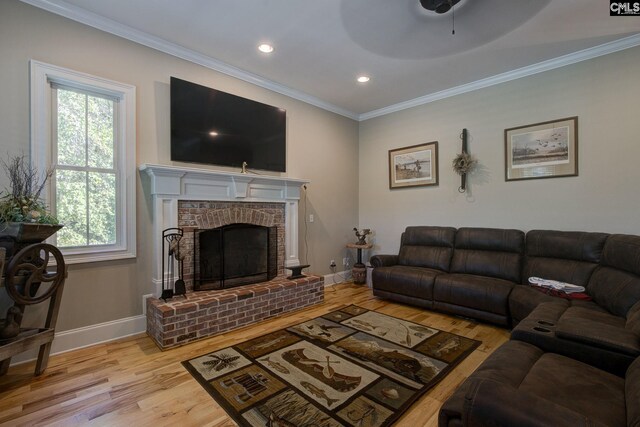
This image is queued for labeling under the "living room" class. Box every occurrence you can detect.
[1,0,639,425]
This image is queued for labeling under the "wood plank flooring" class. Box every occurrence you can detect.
[0,283,509,426]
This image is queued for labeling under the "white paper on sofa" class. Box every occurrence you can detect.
[528,277,585,294]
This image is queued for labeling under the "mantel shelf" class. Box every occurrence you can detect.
[139,163,308,199]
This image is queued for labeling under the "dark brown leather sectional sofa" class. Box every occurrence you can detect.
[370,226,640,426]
[440,340,640,427]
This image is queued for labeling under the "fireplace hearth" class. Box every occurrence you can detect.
[146,275,324,350]
[194,223,278,291]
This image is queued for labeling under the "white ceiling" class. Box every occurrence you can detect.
[23,0,640,120]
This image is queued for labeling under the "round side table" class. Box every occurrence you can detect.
[346,243,373,284]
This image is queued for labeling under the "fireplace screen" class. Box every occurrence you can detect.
[194,223,277,291]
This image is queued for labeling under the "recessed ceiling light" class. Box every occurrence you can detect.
[258,43,274,54]
[357,76,371,83]
[209,131,219,137]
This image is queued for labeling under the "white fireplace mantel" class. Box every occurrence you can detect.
[139,163,309,296]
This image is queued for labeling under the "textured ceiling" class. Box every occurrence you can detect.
[24,0,640,119]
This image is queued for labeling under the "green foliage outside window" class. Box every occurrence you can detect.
[55,88,117,248]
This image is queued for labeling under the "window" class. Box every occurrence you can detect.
[31,61,136,263]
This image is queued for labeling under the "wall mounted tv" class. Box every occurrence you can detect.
[170,77,286,172]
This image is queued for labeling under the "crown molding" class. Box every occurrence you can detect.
[20,1,640,122]
[359,34,640,121]
[20,0,359,120]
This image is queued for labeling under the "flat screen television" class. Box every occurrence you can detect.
[170,77,286,172]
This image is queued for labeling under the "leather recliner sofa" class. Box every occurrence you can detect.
[371,226,640,425]
[371,226,640,374]
[371,226,525,326]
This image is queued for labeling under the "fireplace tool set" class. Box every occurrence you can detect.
[162,228,186,301]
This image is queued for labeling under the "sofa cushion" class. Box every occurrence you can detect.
[451,249,522,283]
[397,226,456,271]
[588,266,640,318]
[522,257,599,288]
[434,274,514,316]
[439,341,631,426]
[371,265,442,300]
[583,234,640,319]
[461,379,608,427]
[508,286,569,323]
[522,230,607,292]
[555,307,640,356]
[602,234,640,277]
[568,298,610,313]
[508,284,612,325]
[455,227,525,253]
[450,228,524,282]
[518,353,626,427]
[526,230,608,263]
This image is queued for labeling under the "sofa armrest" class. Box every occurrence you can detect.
[461,379,607,427]
[370,254,398,268]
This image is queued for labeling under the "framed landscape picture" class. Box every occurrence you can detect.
[389,141,438,189]
[505,117,578,181]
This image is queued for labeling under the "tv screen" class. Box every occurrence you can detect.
[170,77,286,172]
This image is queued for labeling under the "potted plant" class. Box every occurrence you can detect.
[0,154,62,245]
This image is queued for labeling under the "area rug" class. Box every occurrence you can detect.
[182,305,480,427]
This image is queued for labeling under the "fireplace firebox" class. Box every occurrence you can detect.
[194,223,277,291]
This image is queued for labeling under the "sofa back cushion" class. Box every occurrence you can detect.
[522,230,609,287]
[588,234,640,317]
[398,226,456,271]
[450,227,525,282]
[602,234,640,277]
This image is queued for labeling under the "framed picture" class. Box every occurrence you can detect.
[389,141,438,189]
[505,116,578,181]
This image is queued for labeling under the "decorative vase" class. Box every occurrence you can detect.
[352,264,367,284]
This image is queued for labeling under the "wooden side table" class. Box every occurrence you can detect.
[0,244,66,376]
[346,243,373,284]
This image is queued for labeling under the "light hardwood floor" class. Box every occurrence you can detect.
[0,283,509,427]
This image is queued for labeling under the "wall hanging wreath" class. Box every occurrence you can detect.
[452,152,477,176]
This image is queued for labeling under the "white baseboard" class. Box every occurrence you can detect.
[323,270,352,286]
[10,314,147,366]
[8,270,358,367]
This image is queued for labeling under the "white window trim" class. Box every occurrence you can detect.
[30,60,136,264]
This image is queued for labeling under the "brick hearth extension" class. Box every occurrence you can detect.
[146,275,324,350]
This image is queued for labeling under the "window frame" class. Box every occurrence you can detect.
[30,60,136,264]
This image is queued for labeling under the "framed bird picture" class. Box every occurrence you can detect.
[505,116,578,181]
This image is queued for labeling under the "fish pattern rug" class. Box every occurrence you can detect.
[182,305,480,426]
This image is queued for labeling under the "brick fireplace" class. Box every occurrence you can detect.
[139,164,323,350]
[178,201,286,292]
